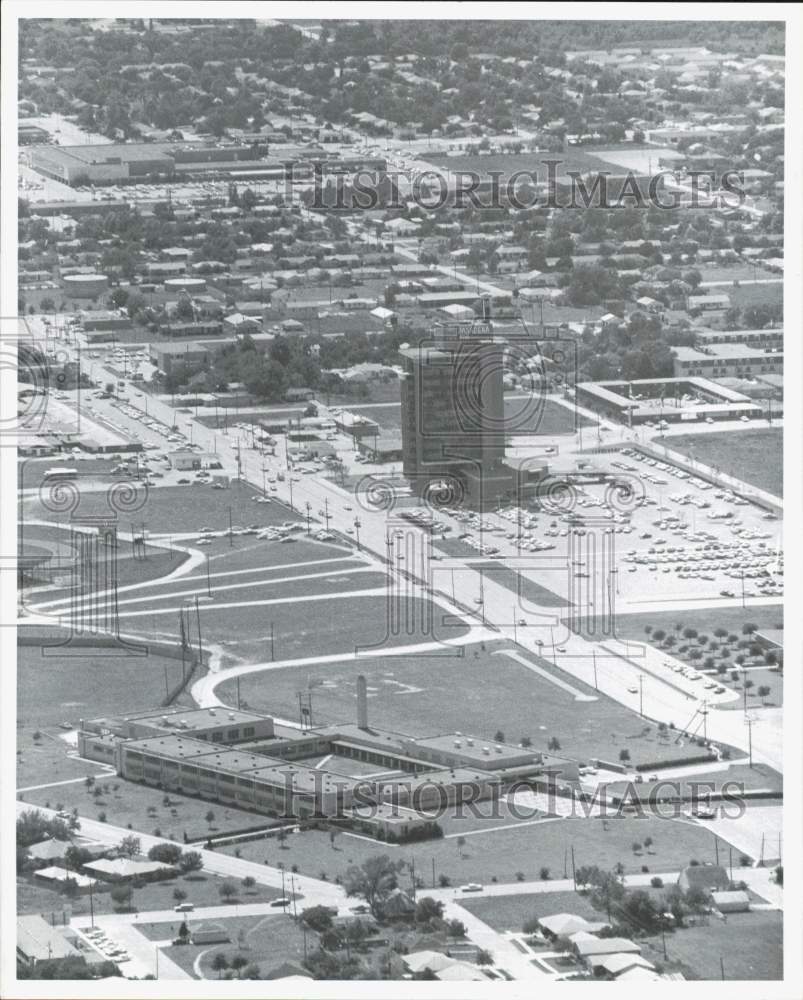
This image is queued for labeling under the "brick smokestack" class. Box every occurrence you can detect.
[356,674,368,729]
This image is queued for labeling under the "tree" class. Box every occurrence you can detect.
[447,918,467,938]
[644,836,653,851]
[148,843,182,865]
[520,735,533,748]
[620,889,660,933]
[548,736,561,751]
[742,623,758,635]
[476,948,494,966]
[230,954,249,978]
[539,866,551,881]
[343,854,405,918]
[456,836,467,857]
[211,954,229,978]
[758,685,771,703]
[241,875,256,894]
[619,749,630,763]
[415,896,444,925]
[64,845,93,872]
[219,881,238,903]
[178,851,203,874]
[173,888,187,903]
[110,884,133,911]
[494,730,505,743]
[301,905,335,932]
[118,835,141,858]
[205,810,216,827]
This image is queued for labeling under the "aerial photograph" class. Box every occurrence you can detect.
[5,7,798,995]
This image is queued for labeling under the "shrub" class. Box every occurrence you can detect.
[515,871,525,882]
[651,876,664,888]
[539,867,550,881]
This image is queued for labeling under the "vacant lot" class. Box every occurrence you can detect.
[17,731,111,790]
[727,282,783,311]
[23,481,304,536]
[642,908,782,980]
[218,814,733,886]
[666,428,782,497]
[336,397,593,438]
[17,642,191,732]
[461,887,632,932]
[219,639,702,768]
[423,148,628,179]
[18,870,281,922]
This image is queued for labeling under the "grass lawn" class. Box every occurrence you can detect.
[17,643,190,731]
[156,914,310,979]
[19,777,274,842]
[177,593,463,666]
[219,639,704,768]
[641,908,782,981]
[325,397,593,438]
[461,888,619,932]
[22,481,304,537]
[605,761,782,797]
[504,397,595,436]
[218,814,734,886]
[423,148,626,178]
[17,871,281,921]
[17,732,111,790]
[727,282,783,310]
[664,428,782,497]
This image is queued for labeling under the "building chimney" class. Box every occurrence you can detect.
[356,674,368,729]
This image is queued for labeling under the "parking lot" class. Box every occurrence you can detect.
[425,446,783,612]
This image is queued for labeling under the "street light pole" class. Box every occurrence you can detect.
[639,674,644,718]
[306,502,312,535]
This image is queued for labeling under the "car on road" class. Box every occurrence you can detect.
[174,903,194,912]
[460,883,483,893]
[270,897,291,908]
[177,478,190,484]
[627,685,638,694]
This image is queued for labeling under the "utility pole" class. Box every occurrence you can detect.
[570,845,576,889]
[195,595,203,663]
[639,674,644,718]
[236,676,241,711]
[305,502,311,535]
[206,556,212,597]
[270,622,275,662]
[592,649,598,690]
[324,498,331,531]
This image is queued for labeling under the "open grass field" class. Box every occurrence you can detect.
[22,481,304,537]
[340,397,594,438]
[642,908,782,981]
[460,887,632,932]
[592,604,783,647]
[18,870,281,921]
[157,913,309,979]
[604,760,782,797]
[17,642,191,731]
[665,428,782,497]
[17,732,112,789]
[578,603,784,711]
[19,776,273,841]
[218,814,736,886]
[422,148,630,179]
[217,639,713,767]
[727,281,783,310]
[127,590,452,665]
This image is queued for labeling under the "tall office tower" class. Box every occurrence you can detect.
[399,313,520,510]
